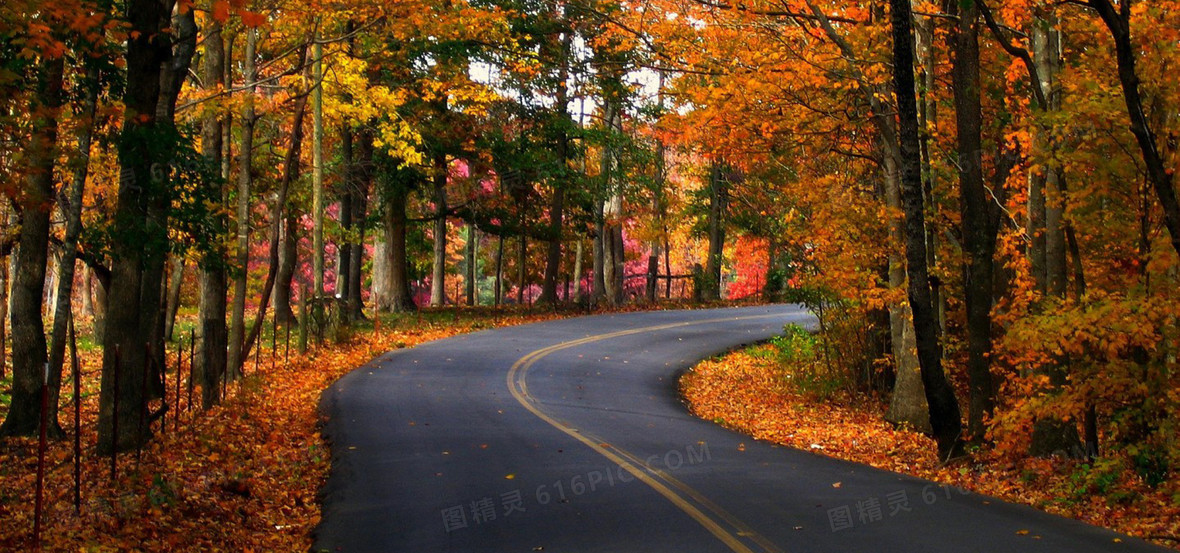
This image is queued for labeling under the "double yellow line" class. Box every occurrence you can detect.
[505,314,785,553]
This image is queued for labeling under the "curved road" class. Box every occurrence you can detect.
[313,305,1166,552]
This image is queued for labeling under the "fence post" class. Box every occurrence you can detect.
[187,329,195,416]
[137,342,151,463]
[69,311,81,513]
[111,345,120,481]
[34,362,49,547]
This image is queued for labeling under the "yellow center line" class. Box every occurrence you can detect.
[505,313,786,553]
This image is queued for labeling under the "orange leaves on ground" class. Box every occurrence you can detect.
[0,308,567,551]
[682,345,1180,550]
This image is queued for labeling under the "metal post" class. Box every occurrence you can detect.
[187,329,195,415]
[137,343,151,463]
[111,345,120,480]
[34,362,49,546]
[69,312,81,513]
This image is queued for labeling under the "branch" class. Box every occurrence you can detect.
[978,0,1047,110]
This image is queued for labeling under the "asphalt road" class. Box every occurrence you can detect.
[313,305,1167,552]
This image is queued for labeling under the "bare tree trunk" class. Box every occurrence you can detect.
[274,212,298,324]
[430,152,448,306]
[378,183,416,312]
[100,0,195,452]
[494,234,505,307]
[347,132,371,320]
[465,225,478,305]
[704,163,728,301]
[199,19,228,409]
[0,54,65,438]
[227,28,257,381]
[888,0,964,460]
[572,238,584,300]
[949,1,998,441]
[882,143,930,434]
[164,257,184,340]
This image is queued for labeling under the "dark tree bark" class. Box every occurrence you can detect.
[99,0,193,453]
[198,19,228,409]
[44,63,100,439]
[0,54,65,438]
[539,29,571,305]
[347,131,371,320]
[274,212,298,324]
[948,0,998,441]
[382,182,417,312]
[704,163,729,301]
[338,125,354,309]
[888,0,965,460]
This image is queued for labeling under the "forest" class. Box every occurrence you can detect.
[1,0,1178,548]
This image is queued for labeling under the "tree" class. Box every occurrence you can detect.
[888,0,964,460]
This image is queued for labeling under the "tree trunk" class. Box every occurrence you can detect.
[430,152,448,306]
[338,126,354,310]
[1028,13,1082,457]
[949,1,997,441]
[573,238,584,300]
[465,225,478,305]
[312,37,326,319]
[227,27,257,381]
[99,0,185,453]
[236,81,309,374]
[882,143,930,434]
[164,257,184,340]
[517,236,527,305]
[600,103,625,306]
[274,212,298,324]
[0,54,65,438]
[347,132,371,320]
[381,183,416,312]
[705,163,728,301]
[494,233,505,307]
[592,204,606,303]
[888,0,964,460]
[198,19,227,409]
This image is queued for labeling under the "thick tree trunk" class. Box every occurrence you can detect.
[380,184,416,312]
[312,37,325,318]
[889,0,964,460]
[592,205,606,303]
[517,236,527,305]
[44,63,99,438]
[949,1,997,441]
[198,19,228,409]
[99,0,182,453]
[430,153,448,306]
[274,213,298,324]
[882,145,930,434]
[0,55,65,438]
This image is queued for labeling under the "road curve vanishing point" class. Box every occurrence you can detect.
[313,305,1168,553]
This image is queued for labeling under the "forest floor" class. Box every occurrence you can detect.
[681,339,1180,551]
[0,304,649,551]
